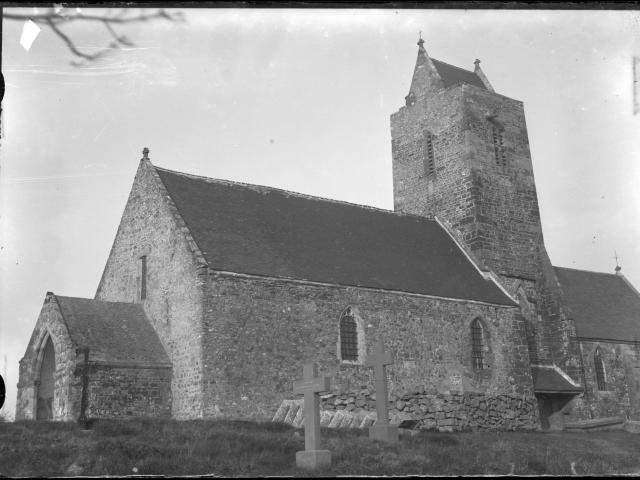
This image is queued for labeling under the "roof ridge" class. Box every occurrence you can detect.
[431,57,477,75]
[153,164,439,224]
[57,295,143,307]
[553,265,620,277]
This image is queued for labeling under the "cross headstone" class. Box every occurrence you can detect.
[365,338,399,443]
[293,363,332,470]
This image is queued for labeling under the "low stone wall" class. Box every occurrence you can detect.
[274,389,540,432]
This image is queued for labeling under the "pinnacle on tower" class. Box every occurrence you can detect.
[416,31,427,60]
[142,147,150,160]
[473,58,495,92]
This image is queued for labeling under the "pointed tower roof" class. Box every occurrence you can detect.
[431,58,488,90]
[407,36,490,99]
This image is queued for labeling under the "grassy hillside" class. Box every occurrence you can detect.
[1,418,639,476]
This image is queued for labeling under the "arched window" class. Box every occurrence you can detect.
[339,308,359,361]
[594,347,606,391]
[423,130,436,177]
[471,318,484,370]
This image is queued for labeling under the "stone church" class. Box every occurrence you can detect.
[16,39,640,431]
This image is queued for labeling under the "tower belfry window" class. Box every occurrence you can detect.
[492,128,506,167]
[423,130,436,177]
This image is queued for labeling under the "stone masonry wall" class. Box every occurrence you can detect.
[16,295,81,421]
[391,86,467,224]
[392,83,544,280]
[534,248,583,382]
[95,160,204,419]
[569,341,640,421]
[86,365,172,419]
[461,86,542,280]
[201,271,534,421]
[391,79,584,390]
[319,389,538,431]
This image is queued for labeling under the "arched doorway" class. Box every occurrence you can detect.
[36,336,55,420]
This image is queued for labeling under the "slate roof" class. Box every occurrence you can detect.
[431,58,487,90]
[154,166,515,306]
[554,267,640,343]
[531,366,583,394]
[55,295,171,365]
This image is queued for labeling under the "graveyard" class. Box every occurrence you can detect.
[1,358,640,476]
[1,418,640,476]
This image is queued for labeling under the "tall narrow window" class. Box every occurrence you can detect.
[340,308,358,361]
[471,318,484,370]
[492,127,506,167]
[594,347,606,391]
[140,255,147,300]
[423,130,436,177]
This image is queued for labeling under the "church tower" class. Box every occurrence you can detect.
[391,38,585,428]
[391,37,542,281]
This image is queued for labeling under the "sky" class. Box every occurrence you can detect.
[2,7,640,420]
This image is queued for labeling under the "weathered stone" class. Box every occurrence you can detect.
[285,403,301,425]
[339,411,355,428]
[328,410,346,428]
[361,411,377,428]
[319,410,333,427]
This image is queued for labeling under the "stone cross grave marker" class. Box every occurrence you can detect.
[293,362,332,469]
[365,338,399,443]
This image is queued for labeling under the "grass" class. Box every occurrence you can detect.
[1,418,639,476]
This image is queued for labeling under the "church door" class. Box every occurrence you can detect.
[36,337,55,420]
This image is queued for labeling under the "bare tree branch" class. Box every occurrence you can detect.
[4,9,184,24]
[103,20,134,47]
[5,7,184,64]
[44,17,105,62]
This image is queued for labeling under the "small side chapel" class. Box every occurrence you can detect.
[16,38,640,430]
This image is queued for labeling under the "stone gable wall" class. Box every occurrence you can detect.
[16,296,81,421]
[200,272,534,420]
[95,160,204,419]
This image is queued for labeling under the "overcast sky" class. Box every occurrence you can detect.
[2,7,640,419]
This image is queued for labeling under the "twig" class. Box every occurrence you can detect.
[103,20,133,47]
[4,9,183,25]
[45,17,103,61]
[7,8,184,64]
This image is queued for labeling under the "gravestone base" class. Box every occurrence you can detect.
[296,450,332,469]
[369,423,399,443]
